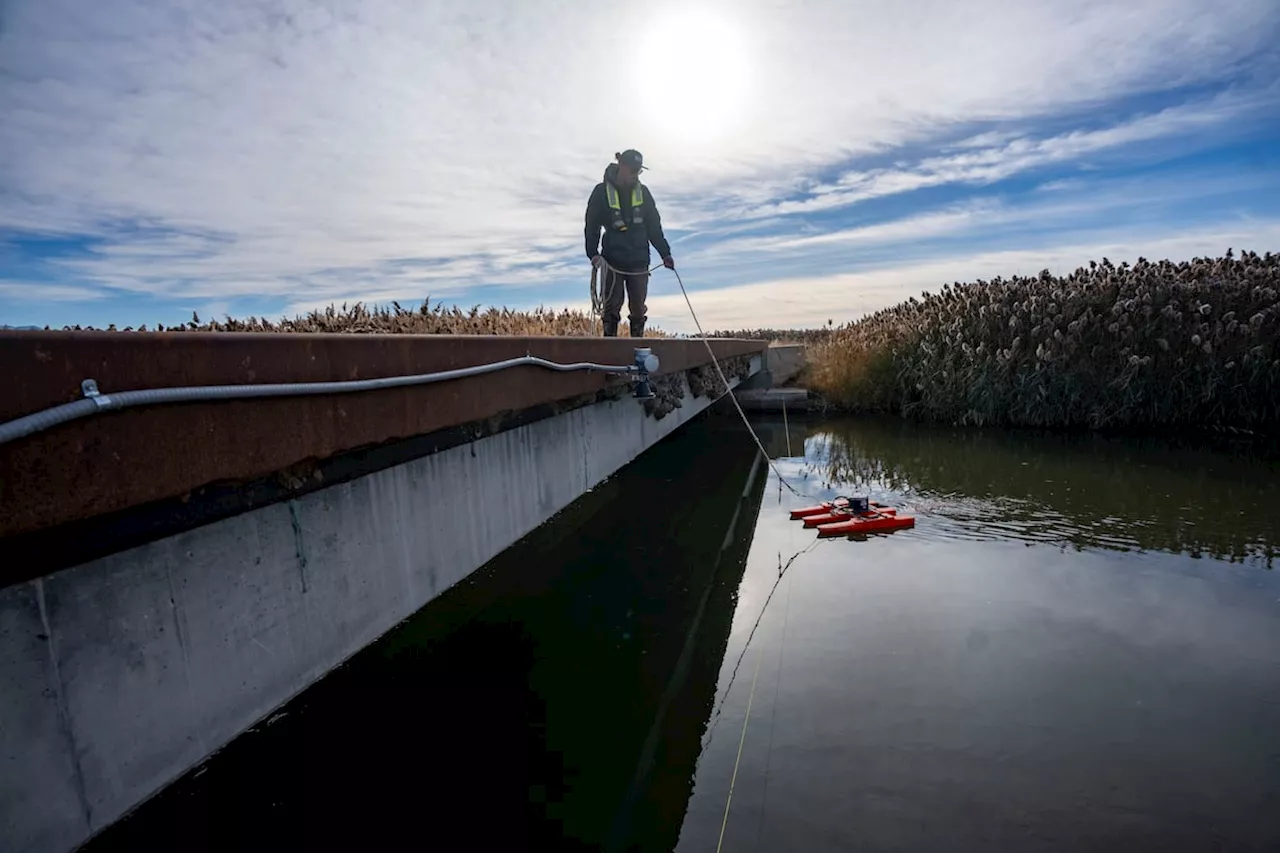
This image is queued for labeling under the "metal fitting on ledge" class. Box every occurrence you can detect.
[632,347,659,399]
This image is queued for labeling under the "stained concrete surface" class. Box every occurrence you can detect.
[0,357,759,853]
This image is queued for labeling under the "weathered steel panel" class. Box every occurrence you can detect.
[0,333,764,545]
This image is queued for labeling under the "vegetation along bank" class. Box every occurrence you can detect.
[806,251,1279,432]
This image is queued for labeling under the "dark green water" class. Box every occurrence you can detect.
[89,408,1280,852]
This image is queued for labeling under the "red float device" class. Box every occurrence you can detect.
[788,496,915,538]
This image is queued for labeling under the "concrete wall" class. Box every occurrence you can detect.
[733,387,810,413]
[736,344,806,391]
[767,344,807,385]
[0,356,759,853]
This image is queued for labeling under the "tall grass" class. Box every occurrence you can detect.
[53,299,670,338]
[705,327,835,345]
[809,251,1280,431]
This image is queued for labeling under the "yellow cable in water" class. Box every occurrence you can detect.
[716,641,766,853]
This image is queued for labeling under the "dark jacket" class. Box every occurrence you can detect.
[584,164,672,273]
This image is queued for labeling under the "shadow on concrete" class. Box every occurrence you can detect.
[86,401,769,853]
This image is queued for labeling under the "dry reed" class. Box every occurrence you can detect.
[51,299,671,338]
[808,250,1280,430]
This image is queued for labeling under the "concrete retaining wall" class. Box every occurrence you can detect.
[766,344,806,385]
[735,344,806,391]
[734,387,810,412]
[0,355,760,853]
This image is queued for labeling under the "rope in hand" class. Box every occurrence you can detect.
[589,258,826,846]
[669,265,810,499]
[589,256,812,500]
[589,257,663,320]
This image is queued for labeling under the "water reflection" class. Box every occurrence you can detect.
[677,415,1280,853]
[800,416,1280,567]
[86,413,767,853]
[82,410,1280,853]
[748,416,809,460]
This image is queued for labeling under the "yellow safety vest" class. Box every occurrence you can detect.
[605,182,645,231]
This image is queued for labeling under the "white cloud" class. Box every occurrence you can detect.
[730,205,997,254]
[694,167,1279,269]
[0,282,110,301]
[0,0,1276,309]
[746,87,1278,219]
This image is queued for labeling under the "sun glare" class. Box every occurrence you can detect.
[636,8,751,146]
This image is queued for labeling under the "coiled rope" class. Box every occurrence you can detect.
[589,257,663,321]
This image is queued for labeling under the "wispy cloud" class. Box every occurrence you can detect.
[1,0,1278,328]
[694,167,1280,271]
[743,88,1279,220]
[0,282,111,302]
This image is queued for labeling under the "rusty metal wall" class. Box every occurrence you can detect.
[0,332,764,545]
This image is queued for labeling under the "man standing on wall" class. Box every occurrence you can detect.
[584,149,675,337]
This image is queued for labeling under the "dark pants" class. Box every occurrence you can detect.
[601,268,648,337]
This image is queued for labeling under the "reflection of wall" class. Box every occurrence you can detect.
[819,416,1280,566]
[612,422,771,853]
[736,413,814,459]
[84,412,770,853]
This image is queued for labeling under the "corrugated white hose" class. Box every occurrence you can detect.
[0,355,644,447]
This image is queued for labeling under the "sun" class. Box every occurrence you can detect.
[635,8,751,146]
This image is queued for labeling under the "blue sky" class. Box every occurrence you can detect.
[2,0,1279,333]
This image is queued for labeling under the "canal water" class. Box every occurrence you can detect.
[89,407,1280,852]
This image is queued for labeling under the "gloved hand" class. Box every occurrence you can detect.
[663,255,676,270]
[590,255,603,269]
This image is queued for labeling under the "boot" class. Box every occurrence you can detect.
[629,319,645,338]
[603,321,618,337]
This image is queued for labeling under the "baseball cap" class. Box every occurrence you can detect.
[617,149,647,171]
